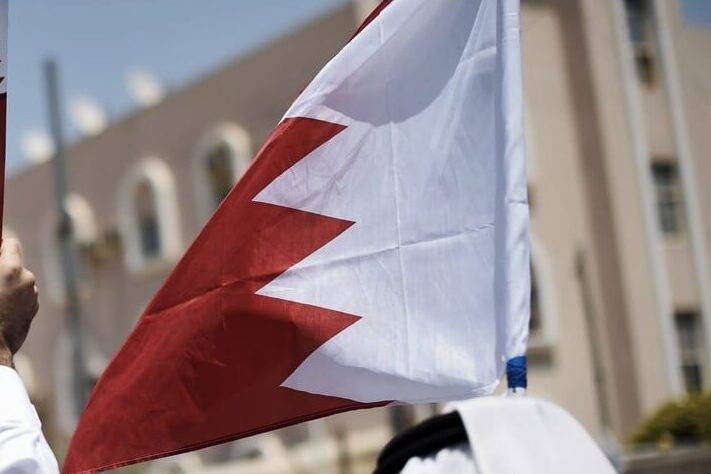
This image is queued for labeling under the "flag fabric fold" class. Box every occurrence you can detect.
[64,0,529,471]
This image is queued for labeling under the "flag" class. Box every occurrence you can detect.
[64,0,529,471]
[0,0,8,230]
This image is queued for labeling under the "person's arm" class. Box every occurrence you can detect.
[0,238,59,473]
[0,366,59,473]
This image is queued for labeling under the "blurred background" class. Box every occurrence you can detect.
[4,0,711,472]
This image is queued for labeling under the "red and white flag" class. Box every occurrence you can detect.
[65,0,529,471]
[0,0,8,229]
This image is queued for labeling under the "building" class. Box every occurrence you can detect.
[3,0,711,472]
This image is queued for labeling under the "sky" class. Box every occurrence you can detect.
[683,0,711,26]
[6,0,711,174]
[7,0,350,174]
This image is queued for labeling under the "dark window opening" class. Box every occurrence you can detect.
[207,142,236,209]
[136,180,161,259]
[624,0,657,85]
[652,161,684,235]
[675,311,705,394]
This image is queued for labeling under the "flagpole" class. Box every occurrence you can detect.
[506,356,527,396]
[498,0,529,397]
[44,58,90,416]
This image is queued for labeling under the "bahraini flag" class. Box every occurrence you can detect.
[65,0,530,471]
[0,0,7,228]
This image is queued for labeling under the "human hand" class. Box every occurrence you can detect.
[0,238,39,368]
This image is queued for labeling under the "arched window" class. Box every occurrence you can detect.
[118,158,182,273]
[194,124,252,219]
[206,142,236,208]
[135,179,161,258]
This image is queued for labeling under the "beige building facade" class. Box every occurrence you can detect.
[3,0,711,471]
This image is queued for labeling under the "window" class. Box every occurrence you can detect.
[206,142,237,208]
[623,0,656,85]
[135,180,161,258]
[625,0,650,44]
[652,161,684,235]
[195,124,252,219]
[118,158,182,273]
[675,311,705,394]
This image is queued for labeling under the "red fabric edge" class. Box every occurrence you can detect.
[71,400,390,473]
[0,93,7,233]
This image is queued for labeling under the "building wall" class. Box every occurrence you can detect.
[573,0,676,432]
[663,0,711,383]
[521,0,605,435]
[523,0,682,437]
[676,16,711,277]
[3,0,710,469]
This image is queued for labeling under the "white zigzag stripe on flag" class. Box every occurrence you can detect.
[256,0,529,403]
